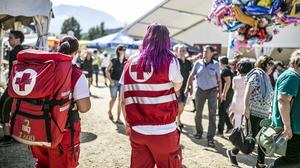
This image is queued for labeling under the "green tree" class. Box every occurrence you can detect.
[87,22,106,40]
[61,17,81,39]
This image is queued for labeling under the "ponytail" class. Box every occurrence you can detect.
[58,41,71,54]
[58,36,79,55]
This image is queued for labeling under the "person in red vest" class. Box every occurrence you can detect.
[119,23,183,168]
[31,36,91,168]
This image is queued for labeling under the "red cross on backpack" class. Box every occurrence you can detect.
[7,49,78,148]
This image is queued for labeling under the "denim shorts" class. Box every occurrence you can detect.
[109,80,121,98]
[177,89,187,103]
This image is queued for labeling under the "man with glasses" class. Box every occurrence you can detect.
[0,31,24,146]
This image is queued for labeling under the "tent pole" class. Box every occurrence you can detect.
[227,32,234,59]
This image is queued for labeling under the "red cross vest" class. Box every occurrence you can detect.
[123,58,178,126]
[7,49,81,148]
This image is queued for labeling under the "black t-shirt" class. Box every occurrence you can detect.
[110,58,127,81]
[221,66,234,92]
[8,45,24,78]
[80,59,93,73]
[178,58,192,91]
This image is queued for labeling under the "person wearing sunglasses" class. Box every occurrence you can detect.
[106,45,127,124]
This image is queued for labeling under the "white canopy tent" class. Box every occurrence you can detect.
[124,0,300,58]
[0,0,52,84]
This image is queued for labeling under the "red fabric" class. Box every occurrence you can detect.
[8,50,75,148]
[30,66,82,168]
[123,60,178,126]
[130,129,182,168]
[31,121,81,168]
[17,49,72,62]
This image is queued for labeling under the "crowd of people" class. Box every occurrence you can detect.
[0,23,299,168]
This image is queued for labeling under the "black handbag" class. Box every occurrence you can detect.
[229,117,255,154]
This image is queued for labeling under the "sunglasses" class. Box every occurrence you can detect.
[267,61,274,65]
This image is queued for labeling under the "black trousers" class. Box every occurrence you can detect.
[269,134,300,168]
[217,90,234,134]
[0,89,13,123]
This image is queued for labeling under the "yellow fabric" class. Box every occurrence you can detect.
[288,0,300,17]
[257,0,272,8]
[232,5,259,29]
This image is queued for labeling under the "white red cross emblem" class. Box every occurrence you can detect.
[12,69,37,96]
[129,62,153,82]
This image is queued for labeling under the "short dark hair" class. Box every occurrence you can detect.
[203,45,215,53]
[10,30,24,43]
[238,61,253,75]
[219,56,229,65]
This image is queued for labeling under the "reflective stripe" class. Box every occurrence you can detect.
[124,83,173,91]
[132,122,177,135]
[12,135,51,147]
[125,93,176,105]
[60,105,70,112]
[61,91,70,97]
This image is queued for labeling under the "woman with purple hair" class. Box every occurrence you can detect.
[119,23,183,168]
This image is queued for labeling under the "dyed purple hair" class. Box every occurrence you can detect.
[138,23,175,72]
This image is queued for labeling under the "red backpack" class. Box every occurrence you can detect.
[7,49,76,148]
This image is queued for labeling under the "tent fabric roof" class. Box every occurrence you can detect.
[125,0,211,39]
[0,0,52,17]
[87,32,138,49]
[0,0,52,30]
[124,0,300,48]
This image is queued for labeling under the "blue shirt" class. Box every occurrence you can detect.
[192,59,221,90]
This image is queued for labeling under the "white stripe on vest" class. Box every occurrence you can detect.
[125,93,176,105]
[124,83,173,91]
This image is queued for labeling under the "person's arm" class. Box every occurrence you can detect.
[243,83,253,119]
[76,97,91,113]
[218,80,222,102]
[73,74,91,113]
[185,73,194,96]
[185,62,197,96]
[106,61,114,85]
[120,81,131,136]
[232,77,237,91]
[173,82,182,92]
[216,64,222,101]
[222,76,231,101]
[120,85,126,121]
[169,58,183,92]
[278,94,293,139]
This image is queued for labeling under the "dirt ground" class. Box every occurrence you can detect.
[0,82,275,168]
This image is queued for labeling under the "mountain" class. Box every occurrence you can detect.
[50,5,123,34]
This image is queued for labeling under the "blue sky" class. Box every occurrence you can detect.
[51,0,164,24]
